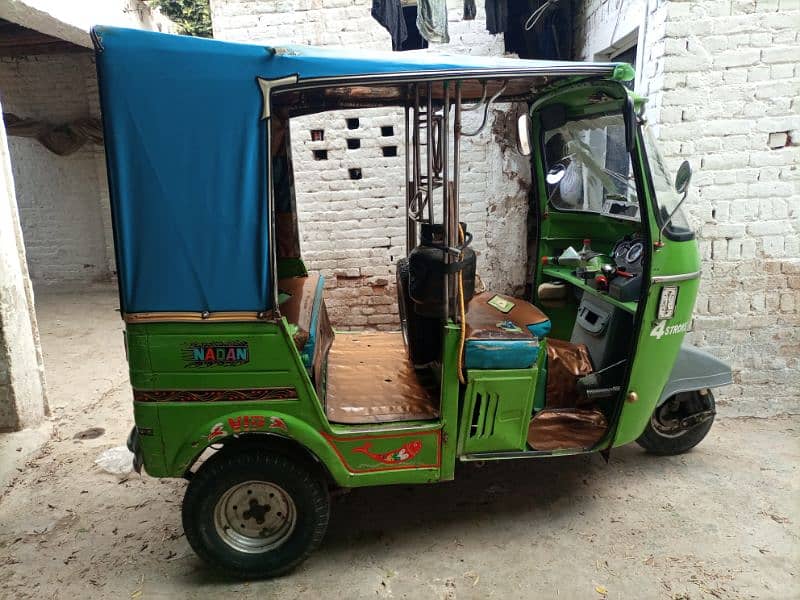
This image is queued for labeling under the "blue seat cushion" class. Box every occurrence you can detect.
[465,338,540,370]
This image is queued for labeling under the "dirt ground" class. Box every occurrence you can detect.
[0,286,797,600]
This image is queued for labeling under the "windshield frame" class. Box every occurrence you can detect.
[537,109,645,223]
[640,123,695,242]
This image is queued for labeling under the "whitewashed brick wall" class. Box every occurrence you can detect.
[211,0,531,329]
[576,0,800,415]
[0,53,112,286]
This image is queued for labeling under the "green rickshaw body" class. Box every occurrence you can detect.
[94,26,731,570]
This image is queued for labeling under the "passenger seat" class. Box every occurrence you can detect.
[278,273,334,392]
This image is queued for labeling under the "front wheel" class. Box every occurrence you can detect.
[182,451,330,578]
[636,390,716,455]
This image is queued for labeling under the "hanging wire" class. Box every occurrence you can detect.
[525,0,560,31]
[461,81,508,137]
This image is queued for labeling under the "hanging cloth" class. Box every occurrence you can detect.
[464,0,477,20]
[371,0,408,51]
[485,0,508,34]
[417,0,450,44]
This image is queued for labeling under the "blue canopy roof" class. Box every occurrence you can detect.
[93,26,619,315]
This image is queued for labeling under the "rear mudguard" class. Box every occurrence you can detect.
[657,344,732,406]
[169,411,349,485]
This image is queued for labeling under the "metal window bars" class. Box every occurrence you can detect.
[404,78,507,322]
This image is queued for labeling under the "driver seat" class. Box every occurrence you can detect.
[464,291,551,370]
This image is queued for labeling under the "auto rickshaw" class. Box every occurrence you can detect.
[93,26,732,578]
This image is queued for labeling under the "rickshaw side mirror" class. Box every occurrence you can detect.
[675,160,692,195]
[517,113,532,156]
[658,159,693,246]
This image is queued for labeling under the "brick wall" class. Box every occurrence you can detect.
[0,53,112,287]
[575,0,800,415]
[211,0,531,329]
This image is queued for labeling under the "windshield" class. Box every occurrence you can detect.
[543,113,639,222]
[642,124,692,236]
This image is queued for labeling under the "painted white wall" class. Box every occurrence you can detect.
[0,0,173,430]
[575,0,800,415]
[0,0,174,48]
[0,53,111,285]
[0,97,47,430]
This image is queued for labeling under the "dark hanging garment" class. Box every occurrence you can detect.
[464,0,476,20]
[485,0,509,34]
[417,0,450,44]
[371,0,408,51]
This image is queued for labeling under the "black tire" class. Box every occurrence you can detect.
[636,390,716,456]
[396,258,442,365]
[182,450,329,578]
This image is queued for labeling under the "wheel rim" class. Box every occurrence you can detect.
[213,480,297,554]
[650,392,714,439]
[650,406,687,439]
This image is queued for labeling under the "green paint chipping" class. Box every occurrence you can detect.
[612,63,635,82]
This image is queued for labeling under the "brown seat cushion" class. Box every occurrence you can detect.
[465,291,550,341]
[278,273,321,351]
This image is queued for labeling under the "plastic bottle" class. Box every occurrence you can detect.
[579,238,592,269]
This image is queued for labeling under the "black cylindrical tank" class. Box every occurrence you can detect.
[408,223,476,318]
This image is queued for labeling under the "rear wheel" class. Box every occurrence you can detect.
[182,451,329,578]
[636,390,716,456]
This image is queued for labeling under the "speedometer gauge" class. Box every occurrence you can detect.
[614,242,630,261]
[626,242,643,264]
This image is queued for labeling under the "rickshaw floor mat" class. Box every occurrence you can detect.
[325,332,440,424]
[527,408,608,451]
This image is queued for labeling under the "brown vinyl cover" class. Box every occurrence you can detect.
[312,301,334,397]
[527,408,608,451]
[326,332,439,424]
[465,291,550,340]
[278,273,321,350]
[545,338,594,408]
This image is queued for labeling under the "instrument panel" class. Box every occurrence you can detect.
[611,237,644,273]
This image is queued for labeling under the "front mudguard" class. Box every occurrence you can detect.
[657,344,732,406]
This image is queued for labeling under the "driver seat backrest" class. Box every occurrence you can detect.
[463,291,552,370]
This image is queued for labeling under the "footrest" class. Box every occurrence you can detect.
[527,408,608,451]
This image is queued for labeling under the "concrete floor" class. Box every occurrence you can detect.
[0,286,797,599]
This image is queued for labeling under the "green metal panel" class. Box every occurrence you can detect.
[529,80,703,449]
[611,133,701,446]
[437,324,462,481]
[458,368,537,454]
[127,319,458,487]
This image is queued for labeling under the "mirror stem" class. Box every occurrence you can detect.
[657,189,689,247]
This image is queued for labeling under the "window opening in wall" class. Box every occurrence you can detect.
[381,125,394,137]
[347,138,361,149]
[346,118,359,130]
[382,146,398,157]
[311,129,324,141]
[348,168,362,180]
[611,44,637,91]
[503,0,572,59]
[313,149,328,160]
